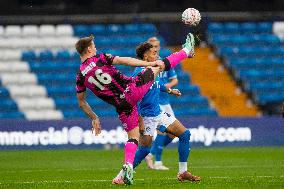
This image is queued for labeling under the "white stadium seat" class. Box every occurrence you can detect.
[0,50,22,60]
[5,25,21,37]
[24,110,63,120]
[22,25,39,38]
[56,25,73,36]
[0,73,37,85]
[273,21,284,40]
[16,97,55,110]
[0,26,4,37]
[0,61,30,73]
[39,25,56,37]
[7,85,47,98]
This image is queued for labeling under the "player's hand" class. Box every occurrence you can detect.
[91,117,101,136]
[155,60,165,70]
[171,89,182,96]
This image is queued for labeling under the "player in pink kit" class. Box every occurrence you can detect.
[75,34,195,185]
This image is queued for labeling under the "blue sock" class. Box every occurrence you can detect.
[133,146,151,169]
[178,130,191,162]
[150,134,166,161]
[163,135,174,146]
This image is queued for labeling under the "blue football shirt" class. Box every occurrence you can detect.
[159,69,177,105]
[132,67,163,117]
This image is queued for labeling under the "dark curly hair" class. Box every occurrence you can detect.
[136,42,153,60]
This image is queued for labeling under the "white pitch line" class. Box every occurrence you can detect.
[0,176,283,185]
[1,164,283,174]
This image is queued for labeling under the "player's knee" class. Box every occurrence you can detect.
[157,125,167,133]
[140,136,152,146]
[178,130,191,141]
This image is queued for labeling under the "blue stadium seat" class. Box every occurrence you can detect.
[56,50,71,60]
[224,23,240,33]
[0,112,25,119]
[22,51,36,61]
[240,22,257,33]
[124,24,140,34]
[73,25,89,37]
[39,50,54,60]
[106,24,124,34]
[257,22,272,33]
[139,23,156,33]
[90,24,106,35]
[0,87,10,98]
[208,22,224,33]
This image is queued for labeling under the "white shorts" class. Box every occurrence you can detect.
[159,104,175,118]
[142,111,176,136]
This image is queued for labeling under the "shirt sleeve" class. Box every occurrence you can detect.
[76,71,86,93]
[132,67,143,77]
[102,53,116,65]
[168,69,177,79]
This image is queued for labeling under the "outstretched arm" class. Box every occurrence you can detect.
[112,56,157,67]
[77,91,101,135]
[165,77,178,89]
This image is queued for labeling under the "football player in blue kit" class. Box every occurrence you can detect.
[144,37,178,170]
[112,40,200,184]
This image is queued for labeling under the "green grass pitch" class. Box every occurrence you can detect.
[0,147,283,189]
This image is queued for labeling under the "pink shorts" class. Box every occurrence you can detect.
[118,68,154,132]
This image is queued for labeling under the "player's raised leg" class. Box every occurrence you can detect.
[156,33,195,71]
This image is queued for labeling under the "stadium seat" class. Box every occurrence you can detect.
[208,22,223,33]
[240,22,257,33]
[0,25,4,37]
[24,110,63,120]
[139,23,156,33]
[224,23,240,33]
[22,51,37,61]
[107,24,124,34]
[39,50,54,60]
[89,24,106,35]
[39,25,56,37]
[55,25,73,36]
[22,25,39,37]
[0,111,25,119]
[73,25,89,37]
[124,24,140,34]
[257,22,272,33]
[56,50,71,60]
[4,25,21,37]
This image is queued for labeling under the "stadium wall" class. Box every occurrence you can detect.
[0,117,283,150]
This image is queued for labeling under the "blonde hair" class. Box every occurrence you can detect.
[147,37,160,43]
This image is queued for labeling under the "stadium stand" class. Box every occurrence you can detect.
[208,21,284,114]
[0,23,217,119]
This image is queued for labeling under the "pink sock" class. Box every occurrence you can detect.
[124,141,138,165]
[165,49,188,69]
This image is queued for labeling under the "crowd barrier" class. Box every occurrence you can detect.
[0,117,283,150]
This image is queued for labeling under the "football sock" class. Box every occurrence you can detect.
[164,135,174,146]
[133,146,151,169]
[162,50,188,70]
[179,162,188,174]
[178,130,191,173]
[150,134,166,161]
[124,139,138,165]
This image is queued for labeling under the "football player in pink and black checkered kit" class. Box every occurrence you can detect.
[75,34,195,185]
